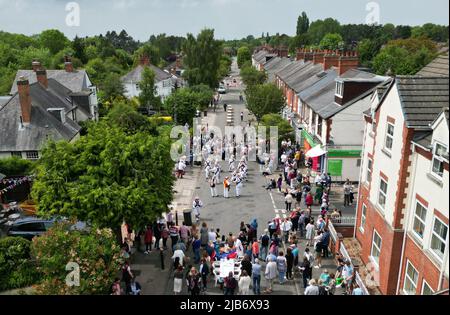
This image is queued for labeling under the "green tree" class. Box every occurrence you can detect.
[189,84,214,111]
[237,46,251,68]
[240,65,267,87]
[219,54,232,78]
[38,29,69,55]
[182,29,223,88]
[107,102,154,135]
[31,121,175,232]
[308,18,341,45]
[260,113,295,144]
[102,72,125,101]
[164,88,198,125]
[245,83,285,122]
[0,157,34,176]
[0,237,40,291]
[138,67,162,112]
[372,37,437,75]
[319,33,344,50]
[31,221,122,295]
[296,12,310,36]
[72,35,87,64]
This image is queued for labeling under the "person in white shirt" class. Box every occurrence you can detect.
[280,219,292,243]
[264,256,278,293]
[172,249,185,266]
[238,270,252,295]
[285,192,293,212]
[234,237,244,257]
[208,229,216,242]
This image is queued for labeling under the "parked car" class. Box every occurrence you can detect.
[6,217,54,240]
[218,86,227,94]
[6,217,89,241]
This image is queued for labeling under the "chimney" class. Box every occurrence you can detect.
[296,48,305,61]
[338,51,359,76]
[323,51,341,70]
[64,56,74,73]
[139,54,150,66]
[17,76,32,125]
[312,50,325,65]
[304,49,314,62]
[32,60,41,72]
[36,69,48,89]
[277,46,288,58]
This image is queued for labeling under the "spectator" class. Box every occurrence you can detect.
[239,270,252,295]
[286,247,294,281]
[252,259,262,295]
[304,279,319,295]
[276,251,287,285]
[264,256,277,294]
[173,265,184,295]
[224,271,238,295]
[186,267,201,295]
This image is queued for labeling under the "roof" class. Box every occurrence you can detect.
[0,80,81,153]
[299,68,387,119]
[416,52,449,77]
[396,76,449,128]
[121,64,172,83]
[10,69,89,95]
[263,57,292,83]
[412,130,433,149]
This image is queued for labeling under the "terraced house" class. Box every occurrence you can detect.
[267,48,389,181]
[355,65,449,295]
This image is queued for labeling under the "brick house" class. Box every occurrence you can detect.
[355,76,449,295]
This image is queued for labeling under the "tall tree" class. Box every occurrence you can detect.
[102,72,125,101]
[39,29,69,54]
[182,29,223,88]
[72,35,87,64]
[32,119,175,232]
[240,65,267,87]
[237,46,251,68]
[308,18,341,44]
[138,67,162,112]
[164,88,200,125]
[296,12,310,36]
[245,84,285,122]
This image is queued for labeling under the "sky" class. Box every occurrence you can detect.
[0,0,448,40]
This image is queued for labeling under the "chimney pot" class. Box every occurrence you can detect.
[32,60,41,72]
[17,77,32,125]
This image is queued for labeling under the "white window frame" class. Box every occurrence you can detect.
[421,280,434,295]
[335,81,344,97]
[360,204,367,233]
[10,152,22,158]
[403,260,419,295]
[384,122,394,152]
[378,178,388,210]
[412,201,427,240]
[431,141,447,179]
[25,151,39,160]
[429,216,448,262]
[366,158,372,184]
[370,229,382,268]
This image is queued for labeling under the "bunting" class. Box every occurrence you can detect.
[0,176,34,197]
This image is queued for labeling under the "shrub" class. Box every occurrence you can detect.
[0,157,34,176]
[0,237,40,291]
[30,221,123,295]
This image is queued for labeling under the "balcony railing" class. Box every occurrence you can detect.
[330,216,356,226]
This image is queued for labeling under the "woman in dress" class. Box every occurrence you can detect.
[305,219,315,247]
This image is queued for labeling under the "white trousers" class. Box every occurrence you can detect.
[236,183,243,197]
[210,187,217,197]
[224,188,229,198]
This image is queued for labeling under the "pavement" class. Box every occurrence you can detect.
[132,58,351,295]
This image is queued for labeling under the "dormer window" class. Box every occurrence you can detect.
[431,142,447,178]
[335,81,344,97]
[47,108,66,124]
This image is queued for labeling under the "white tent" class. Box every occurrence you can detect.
[305,145,327,158]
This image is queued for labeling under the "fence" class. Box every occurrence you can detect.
[328,219,370,295]
[330,216,356,226]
